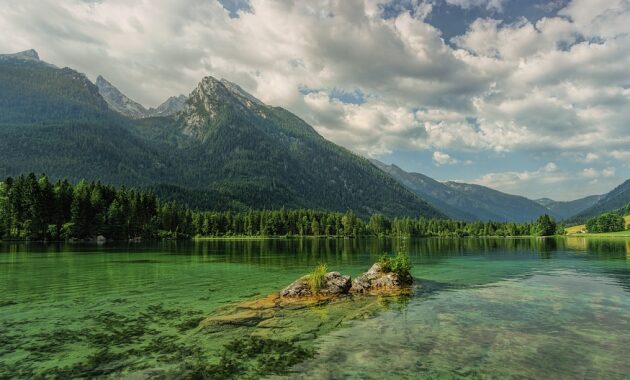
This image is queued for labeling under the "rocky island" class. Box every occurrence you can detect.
[280,259,413,299]
[202,253,414,331]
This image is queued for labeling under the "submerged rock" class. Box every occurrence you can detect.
[280,272,351,298]
[350,263,412,294]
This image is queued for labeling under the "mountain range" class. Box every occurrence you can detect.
[0,49,440,218]
[0,49,628,222]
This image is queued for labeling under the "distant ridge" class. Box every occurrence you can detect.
[534,195,603,220]
[569,179,630,222]
[372,160,559,222]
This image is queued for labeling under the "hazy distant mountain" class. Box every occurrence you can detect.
[147,95,187,117]
[370,161,477,220]
[443,181,560,222]
[570,180,630,221]
[0,51,442,218]
[96,75,148,118]
[535,195,603,220]
[372,160,557,222]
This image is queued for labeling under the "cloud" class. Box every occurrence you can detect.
[474,162,568,191]
[474,162,621,199]
[0,0,628,198]
[431,151,467,166]
[445,0,506,12]
[582,167,615,179]
[582,153,600,163]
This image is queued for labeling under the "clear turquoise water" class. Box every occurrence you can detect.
[1,237,629,379]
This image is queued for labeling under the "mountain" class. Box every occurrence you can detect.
[95,75,148,118]
[147,95,187,117]
[0,50,116,125]
[0,49,42,63]
[535,195,603,220]
[372,160,556,222]
[160,76,443,217]
[442,181,559,222]
[570,180,630,221]
[370,161,477,220]
[96,75,187,118]
[0,50,442,218]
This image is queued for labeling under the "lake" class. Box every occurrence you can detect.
[1,237,629,379]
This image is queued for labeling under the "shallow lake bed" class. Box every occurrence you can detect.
[1,237,629,378]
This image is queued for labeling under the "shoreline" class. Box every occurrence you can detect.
[2,234,630,244]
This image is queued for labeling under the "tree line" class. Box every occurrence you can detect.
[0,174,562,241]
[586,212,627,233]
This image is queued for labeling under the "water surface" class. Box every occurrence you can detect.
[1,237,629,378]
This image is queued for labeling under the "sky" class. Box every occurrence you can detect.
[1,0,629,201]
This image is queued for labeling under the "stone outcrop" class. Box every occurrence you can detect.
[280,272,351,298]
[350,263,413,294]
[279,265,413,300]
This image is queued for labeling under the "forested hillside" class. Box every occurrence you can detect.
[0,174,551,241]
[372,160,557,222]
[0,51,441,218]
[571,180,630,222]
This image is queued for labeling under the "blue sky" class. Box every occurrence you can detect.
[1,0,628,200]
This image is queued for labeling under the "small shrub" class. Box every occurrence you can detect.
[307,263,328,293]
[378,252,412,284]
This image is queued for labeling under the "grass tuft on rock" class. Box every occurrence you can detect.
[378,252,412,284]
[307,263,328,293]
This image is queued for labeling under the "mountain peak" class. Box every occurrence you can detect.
[179,75,267,138]
[1,49,41,62]
[195,76,263,106]
[19,49,40,60]
[95,75,148,119]
[147,94,188,117]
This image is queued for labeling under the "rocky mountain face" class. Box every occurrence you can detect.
[96,75,148,119]
[95,76,187,118]
[372,160,560,222]
[148,95,187,117]
[0,51,442,218]
[0,49,41,62]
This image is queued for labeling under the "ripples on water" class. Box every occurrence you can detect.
[0,237,629,378]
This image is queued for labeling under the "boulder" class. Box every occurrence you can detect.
[280,272,351,298]
[350,263,412,294]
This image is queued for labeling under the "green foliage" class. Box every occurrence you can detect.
[586,213,626,233]
[307,263,328,293]
[0,174,191,241]
[378,252,412,284]
[534,214,557,236]
[0,174,551,241]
